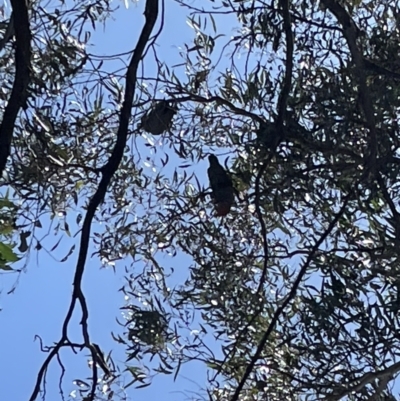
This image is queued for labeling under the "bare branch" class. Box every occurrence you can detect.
[28,1,160,400]
[0,1,31,176]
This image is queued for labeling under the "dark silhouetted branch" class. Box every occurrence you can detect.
[276,0,294,128]
[321,0,377,173]
[230,190,353,401]
[325,360,400,401]
[29,1,159,400]
[230,2,296,399]
[0,1,31,176]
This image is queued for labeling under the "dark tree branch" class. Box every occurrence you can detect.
[28,1,160,400]
[230,189,353,401]
[256,0,294,293]
[364,58,400,80]
[321,0,378,173]
[230,2,295,399]
[0,1,31,176]
[325,360,400,401]
[376,174,400,245]
[254,154,272,296]
[167,93,266,124]
[276,0,294,128]
[207,4,296,388]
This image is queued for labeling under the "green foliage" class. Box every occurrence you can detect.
[0,195,21,270]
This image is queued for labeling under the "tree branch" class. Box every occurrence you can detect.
[230,189,353,401]
[28,1,159,400]
[320,0,377,173]
[256,0,294,293]
[325,360,400,401]
[276,0,294,128]
[0,1,31,176]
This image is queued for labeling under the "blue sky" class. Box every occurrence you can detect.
[0,1,233,400]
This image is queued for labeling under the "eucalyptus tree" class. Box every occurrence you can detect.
[1,0,400,400]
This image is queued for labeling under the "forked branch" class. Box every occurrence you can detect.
[29,1,160,400]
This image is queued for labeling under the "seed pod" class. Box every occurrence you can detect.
[141,101,177,135]
[207,155,234,216]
